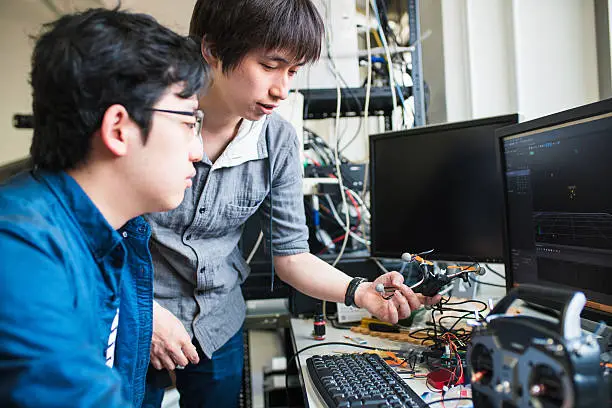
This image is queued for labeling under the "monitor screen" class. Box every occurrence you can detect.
[499,99,612,323]
[370,114,518,261]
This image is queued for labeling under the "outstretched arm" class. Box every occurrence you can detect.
[274,252,440,323]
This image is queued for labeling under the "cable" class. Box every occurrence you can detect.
[323,195,370,245]
[343,187,371,220]
[331,117,350,268]
[408,297,488,348]
[308,142,332,166]
[394,82,410,128]
[321,41,365,150]
[320,2,350,268]
[246,231,264,264]
[339,2,373,154]
[370,0,398,129]
[469,276,506,288]
[484,264,506,279]
[304,128,341,163]
[445,312,476,335]
[441,298,488,307]
[409,276,425,290]
[438,312,473,331]
[267,132,275,291]
[424,397,473,407]
[328,316,359,330]
[374,0,398,45]
[287,341,399,370]
[371,257,390,274]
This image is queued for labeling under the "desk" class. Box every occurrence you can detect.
[289,318,431,407]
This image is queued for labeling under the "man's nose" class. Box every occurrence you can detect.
[270,76,289,101]
[190,137,204,162]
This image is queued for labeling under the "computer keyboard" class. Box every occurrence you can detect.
[306,353,427,407]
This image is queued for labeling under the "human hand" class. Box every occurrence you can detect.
[353,271,441,324]
[150,302,200,370]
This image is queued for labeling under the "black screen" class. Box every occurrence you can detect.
[501,108,612,321]
[370,115,518,261]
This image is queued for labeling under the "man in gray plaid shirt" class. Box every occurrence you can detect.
[143,1,441,407]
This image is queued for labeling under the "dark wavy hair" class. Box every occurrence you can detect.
[189,0,323,73]
[30,8,209,171]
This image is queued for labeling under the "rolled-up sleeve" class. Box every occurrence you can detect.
[258,126,309,256]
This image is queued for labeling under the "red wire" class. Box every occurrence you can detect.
[315,176,363,254]
[345,189,361,221]
[317,228,361,255]
[303,153,321,166]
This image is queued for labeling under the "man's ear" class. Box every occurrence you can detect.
[99,104,135,157]
[201,39,220,68]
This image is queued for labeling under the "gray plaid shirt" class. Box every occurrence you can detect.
[146,113,309,357]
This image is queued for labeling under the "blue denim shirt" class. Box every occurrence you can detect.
[0,170,152,407]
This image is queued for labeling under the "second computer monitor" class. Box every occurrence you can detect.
[370,114,518,261]
[499,99,612,323]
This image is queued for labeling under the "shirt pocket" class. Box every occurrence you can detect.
[201,192,266,236]
[222,200,261,230]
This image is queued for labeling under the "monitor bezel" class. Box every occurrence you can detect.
[497,98,612,325]
[369,113,519,261]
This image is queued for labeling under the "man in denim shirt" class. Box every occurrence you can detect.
[0,8,208,407]
[144,1,441,407]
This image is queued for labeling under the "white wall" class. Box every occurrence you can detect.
[441,0,599,123]
[512,0,599,120]
[0,0,197,166]
[0,1,50,165]
[610,0,612,65]
[466,0,517,118]
[420,0,447,124]
[594,0,611,98]
[441,1,472,122]
[106,0,194,34]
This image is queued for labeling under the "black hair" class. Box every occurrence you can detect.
[30,7,209,171]
[189,0,323,73]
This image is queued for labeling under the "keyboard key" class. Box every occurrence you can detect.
[306,353,426,408]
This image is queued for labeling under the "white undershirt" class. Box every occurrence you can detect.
[211,116,266,170]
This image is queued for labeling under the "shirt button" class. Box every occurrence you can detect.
[185,235,192,241]
[198,207,205,214]
[122,231,128,238]
[200,268,205,273]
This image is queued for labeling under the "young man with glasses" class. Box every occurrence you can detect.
[144,1,441,407]
[0,8,207,407]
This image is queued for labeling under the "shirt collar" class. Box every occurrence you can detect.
[35,170,124,261]
[210,115,269,170]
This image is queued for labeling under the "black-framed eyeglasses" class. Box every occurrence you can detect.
[147,108,204,142]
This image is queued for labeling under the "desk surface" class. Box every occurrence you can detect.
[290,318,431,407]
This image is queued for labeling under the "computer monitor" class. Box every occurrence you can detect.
[370,114,518,261]
[499,98,612,324]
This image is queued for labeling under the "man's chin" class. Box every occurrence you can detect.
[156,195,185,213]
[246,114,265,122]
[245,109,268,121]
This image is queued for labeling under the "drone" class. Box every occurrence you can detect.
[375,250,486,298]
